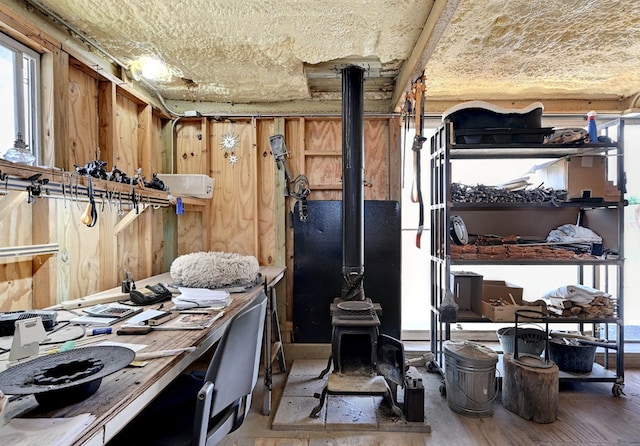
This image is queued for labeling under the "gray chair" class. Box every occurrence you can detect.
[108,291,267,446]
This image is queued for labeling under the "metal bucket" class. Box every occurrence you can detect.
[444,340,498,417]
[497,326,547,356]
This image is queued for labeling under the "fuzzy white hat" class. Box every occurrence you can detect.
[170,251,260,289]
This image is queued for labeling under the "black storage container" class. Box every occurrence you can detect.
[442,101,549,144]
[548,339,597,372]
[404,377,425,422]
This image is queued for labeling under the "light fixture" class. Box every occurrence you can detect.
[127,60,143,81]
[269,134,287,159]
[269,134,292,183]
[140,57,169,81]
[127,57,170,82]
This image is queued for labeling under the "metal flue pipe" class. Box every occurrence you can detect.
[341,65,365,301]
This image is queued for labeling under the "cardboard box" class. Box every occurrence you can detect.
[156,174,214,198]
[534,155,606,200]
[450,271,483,312]
[481,280,541,322]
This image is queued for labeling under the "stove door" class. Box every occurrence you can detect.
[376,334,405,388]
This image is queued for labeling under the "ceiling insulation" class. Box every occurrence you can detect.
[425,0,640,103]
[17,0,640,114]
[28,0,429,108]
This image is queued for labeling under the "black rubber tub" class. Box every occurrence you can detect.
[548,339,597,373]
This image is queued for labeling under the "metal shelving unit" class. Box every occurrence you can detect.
[428,119,626,396]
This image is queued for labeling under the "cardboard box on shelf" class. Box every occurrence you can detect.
[481,280,542,322]
[450,271,483,311]
[604,180,622,202]
[533,155,606,200]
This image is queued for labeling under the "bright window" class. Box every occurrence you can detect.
[0,32,40,162]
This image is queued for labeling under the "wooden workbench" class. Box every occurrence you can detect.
[1,266,285,445]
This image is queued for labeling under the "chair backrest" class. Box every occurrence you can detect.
[193,291,267,445]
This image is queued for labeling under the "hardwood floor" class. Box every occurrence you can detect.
[224,363,640,446]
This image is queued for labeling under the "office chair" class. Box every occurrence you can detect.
[108,291,267,446]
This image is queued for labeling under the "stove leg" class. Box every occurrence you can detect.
[310,385,328,418]
[317,356,332,379]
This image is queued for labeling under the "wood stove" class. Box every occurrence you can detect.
[330,300,381,374]
[309,65,404,418]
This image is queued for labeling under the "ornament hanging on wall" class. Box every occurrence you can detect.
[220,132,239,152]
[220,125,240,166]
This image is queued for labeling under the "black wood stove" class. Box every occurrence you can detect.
[309,65,404,418]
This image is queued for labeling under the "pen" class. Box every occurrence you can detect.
[88,327,112,336]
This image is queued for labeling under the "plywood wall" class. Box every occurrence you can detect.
[0,60,179,310]
[0,8,401,314]
[0,197,33,311]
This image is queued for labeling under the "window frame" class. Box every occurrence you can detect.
[0,31,41,163]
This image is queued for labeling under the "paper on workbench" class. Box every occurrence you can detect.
[0,413,95,446]
[173,287,231,309]
[152,311,224,330]
[120,309,167,327]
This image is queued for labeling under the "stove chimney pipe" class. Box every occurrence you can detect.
[341,65,365,301]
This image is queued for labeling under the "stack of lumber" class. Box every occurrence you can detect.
[449,244,478,259]
[506,245,575,259]
[450,243,578,260]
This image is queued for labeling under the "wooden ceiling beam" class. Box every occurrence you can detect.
[391,0,461,113]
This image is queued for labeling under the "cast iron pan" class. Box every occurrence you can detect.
[0,345,134,408]
[450,215,469,245]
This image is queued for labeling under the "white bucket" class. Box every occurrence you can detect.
[444,340,498,418]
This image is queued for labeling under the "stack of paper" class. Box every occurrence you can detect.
[173,287,231,310]
[152,311,224,330]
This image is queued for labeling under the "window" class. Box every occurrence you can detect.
[0,32,40,163]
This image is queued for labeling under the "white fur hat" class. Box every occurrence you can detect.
[170,251,260,289]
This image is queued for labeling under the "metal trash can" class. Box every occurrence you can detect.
[444,340,498,417]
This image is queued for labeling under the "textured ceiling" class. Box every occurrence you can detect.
[425,0,640,104]
[25,0,640,114]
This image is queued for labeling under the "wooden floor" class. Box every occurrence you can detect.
[222,361,640,446]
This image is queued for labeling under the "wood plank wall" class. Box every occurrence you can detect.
[0,5,401,330]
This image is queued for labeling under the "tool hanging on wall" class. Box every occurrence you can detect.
[408,73,427,248]
[80,176,97,227]
[25,173,49,204]
[269,134,311,222]
[401,95,411,190]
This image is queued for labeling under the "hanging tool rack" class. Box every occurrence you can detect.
[0,159,190,207]
[0,160,206,258]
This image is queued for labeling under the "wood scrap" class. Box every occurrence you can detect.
[503,353,559,423]
[543,296,617,319]
[450,240,601,261]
